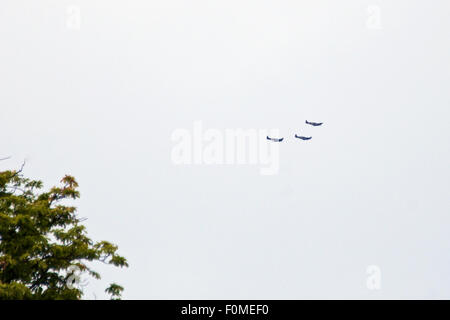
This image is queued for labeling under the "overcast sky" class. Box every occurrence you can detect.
[1,0,450,299]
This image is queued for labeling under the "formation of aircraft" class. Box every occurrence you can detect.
[267,120,323,142]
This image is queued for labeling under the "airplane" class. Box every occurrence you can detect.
[305,120,323,127]
[267,136,284,142]
[294,134,312,140]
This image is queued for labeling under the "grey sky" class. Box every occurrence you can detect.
[1,0,450,299]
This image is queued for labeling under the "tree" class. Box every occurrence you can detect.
[0,165,128,299]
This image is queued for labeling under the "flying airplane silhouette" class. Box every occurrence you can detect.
[267,136,284,142]
[295,134,312,140]
[305,120,323,127]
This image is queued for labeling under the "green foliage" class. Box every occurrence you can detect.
[0,168,128,300]
[105,283,124,300]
